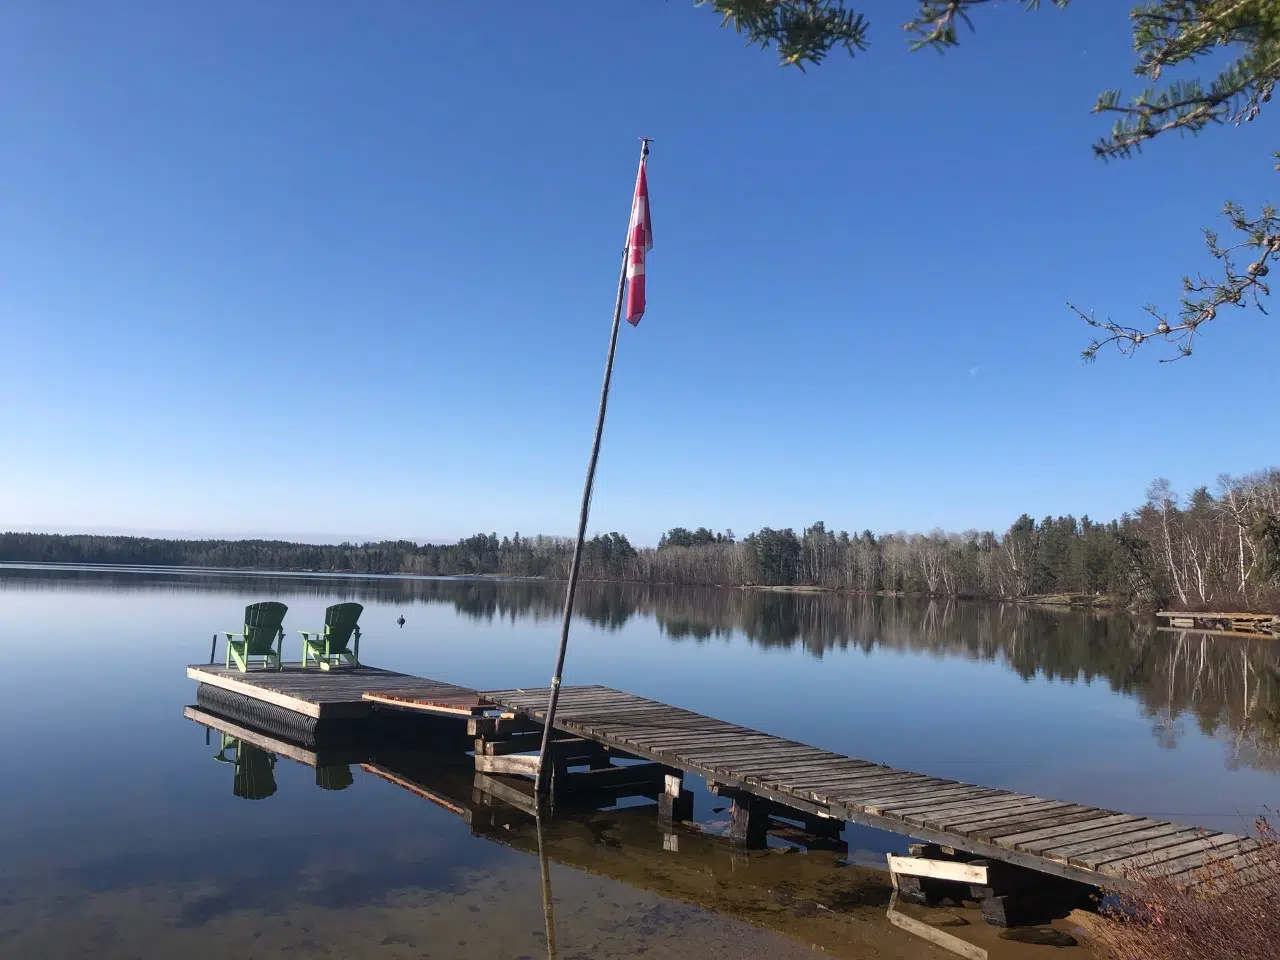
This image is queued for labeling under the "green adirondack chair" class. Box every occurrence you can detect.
[224,601,287,672]
[213,736,278,800]
[299,602,363,670]
[316,764,354,790]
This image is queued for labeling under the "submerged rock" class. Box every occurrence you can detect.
[999,927,1078,947]
[922,912,968,928]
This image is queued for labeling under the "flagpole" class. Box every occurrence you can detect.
[534,138,650,801]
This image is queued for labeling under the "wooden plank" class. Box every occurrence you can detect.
[1070,829,1214,870]
[902,798,1049,831]
[998,814,1144,852]
[1192,861,1275,894]
[472,771,540,817]
[756,763,879,787]
[546,690,643,704]
[516,701,670,721]
[713,758,854,780]
[477,735,588,757]
[1039,823,1186,862]
[868,791,1009,818]
[1158,841,1263,884]
[362,692,478,716]
[822,776,940,802]
[474,754,541,776]
[682,745,829,765]
[945,803,1083,836]
[468,715,542,738]
[1181,849,1274,888]
[1099,834,1255,877]
[814,773,939,800]
[819,773,942,798]
[629,737,757,752]
[885,894,988,960]
[960,807,1109,841]
[784,767,905,791]
[190,666,327,719]
[634,731,761,748]
[902,793,1044,822]
[631,722,751,737]
[840,779,966,804]
[873,789,1017,816]
[887,855,989,885]
[554,703,683,720]
[728,755,856,775]
[551,697,686,714]
[1019,817,1162,855]
[864,785,1002,811]
[558,762,668,791]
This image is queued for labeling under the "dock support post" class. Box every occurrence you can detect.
[658,772,693,826]
[729,793,768,850]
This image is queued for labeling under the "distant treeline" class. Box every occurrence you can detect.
[4,469,1279,609]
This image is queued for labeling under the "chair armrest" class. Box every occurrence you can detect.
[298,630,318,640]
[224,632,245,640]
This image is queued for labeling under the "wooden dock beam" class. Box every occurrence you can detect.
[888,846,1095,927]
[658,772,694,826]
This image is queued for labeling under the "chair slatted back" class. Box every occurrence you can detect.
[322,602,363,653]
[242,601,288,654]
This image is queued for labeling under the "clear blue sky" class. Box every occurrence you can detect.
[2,2,1277,546]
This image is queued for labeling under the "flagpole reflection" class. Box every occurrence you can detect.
[536,813,559,960]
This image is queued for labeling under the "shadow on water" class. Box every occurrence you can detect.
[10,564,1280,771]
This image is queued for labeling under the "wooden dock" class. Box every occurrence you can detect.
[483,684,1259,890]
[1156,610,1279,639]
[186,663,485,720]
[185,664,1264,892]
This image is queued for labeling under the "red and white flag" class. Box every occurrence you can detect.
[625,157,653,326]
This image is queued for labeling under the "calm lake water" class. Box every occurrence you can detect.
[1,564,1277,959]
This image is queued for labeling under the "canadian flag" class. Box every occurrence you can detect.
[625,158,653,326]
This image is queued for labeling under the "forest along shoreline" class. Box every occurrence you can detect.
[3,469,1279,614]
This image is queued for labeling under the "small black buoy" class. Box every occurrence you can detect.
[396,614,405,628]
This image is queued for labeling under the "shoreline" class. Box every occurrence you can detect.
[4,561,1275,616]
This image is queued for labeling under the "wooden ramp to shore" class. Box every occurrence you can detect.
[483,685,1259,890]
[186,663,485,720]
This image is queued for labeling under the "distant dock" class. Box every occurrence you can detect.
[1156,610,1280,639]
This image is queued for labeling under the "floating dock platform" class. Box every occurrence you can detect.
[186,663,486,720]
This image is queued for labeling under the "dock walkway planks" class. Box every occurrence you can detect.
[187,663,484,720]
[482,684,1257,889]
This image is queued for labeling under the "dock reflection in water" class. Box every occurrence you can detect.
[186,706,1094,960]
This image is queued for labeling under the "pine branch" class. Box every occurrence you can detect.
[1094,2,1280,158]
[700,0,868,67]
[903,0,1069,52]
[1077,196,1279,361]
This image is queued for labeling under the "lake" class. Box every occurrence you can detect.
[1,564,1276,959]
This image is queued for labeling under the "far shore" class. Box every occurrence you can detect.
[6,561,1277,616]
